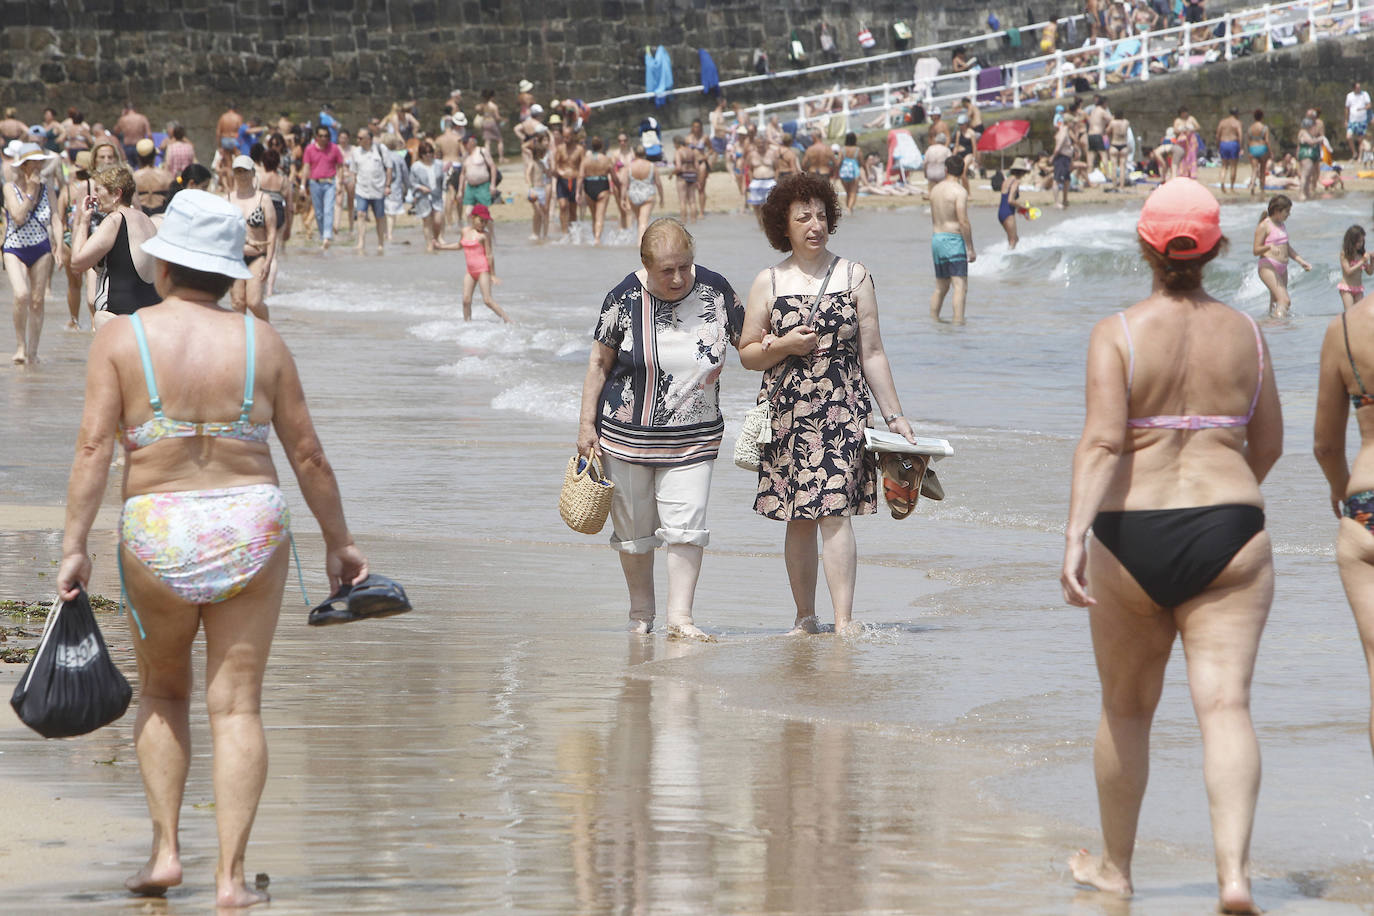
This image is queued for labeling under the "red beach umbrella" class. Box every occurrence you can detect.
[977,119,1031,152]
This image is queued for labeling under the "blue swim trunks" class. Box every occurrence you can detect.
[1350,117,1368,137]
[931,232,968,279]
[1218,140,1240,160]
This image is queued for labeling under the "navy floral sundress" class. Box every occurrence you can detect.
[753,263,878,520]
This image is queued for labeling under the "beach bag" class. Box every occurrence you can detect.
[789,30,806,63]
[893,21,913,49]
[735,257,838,472]
[857,25,876,49]
[10,590,131,739]
[820,23,837,53]
[559,454,615,534]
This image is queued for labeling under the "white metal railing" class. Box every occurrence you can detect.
[702,0,1366,142]
[586,15,1087,110]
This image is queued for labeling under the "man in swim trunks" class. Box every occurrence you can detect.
[552,129,583,234]
[801,132,836,178]
[1087,95,1112,174]
[928,154,975,324]
[113,101,152,167]
[456,132,496,222]
[216,103,243,190]
[746,134,778,227]
[1053,118,1075,209]
[435,116,464,229]
[1346,81,1370,162]
[1216,107,1243,193]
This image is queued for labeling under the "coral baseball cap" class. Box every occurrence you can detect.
[470,204,491,220]
[1137,177,1221,259]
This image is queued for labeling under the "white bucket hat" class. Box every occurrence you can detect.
[11,142,50,165]
[518,79,534,93]
[453,112,468,127]
[141,189,252,280]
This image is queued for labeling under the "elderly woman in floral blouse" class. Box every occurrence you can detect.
[576,218,743,639]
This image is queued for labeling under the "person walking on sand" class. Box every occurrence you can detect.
[1315,259,1374,763]
[1337,225,1374,310]
[575,219,742,638]
[1246,110,1272,196]
[215,103,244,190]
[1053,118,1074,209]
[739,174,918,635]
[300,126,343,250]
[1062,178,1280,916]
[1254,194,1310,318]
[1106,111,1131,191]
[57,189,369,909]
[227,156,276,321]
[348,128,390,254]
[1346,81,1370,163]
[1216,108,1243,194]
[623,144,663,243]
[3,143,60,364]
[929,155,975,324]
[451,204,510,323]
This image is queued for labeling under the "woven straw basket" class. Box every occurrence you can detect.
[559,454,615,534]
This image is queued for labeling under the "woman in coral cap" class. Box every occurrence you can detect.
[1061,178,1282,914]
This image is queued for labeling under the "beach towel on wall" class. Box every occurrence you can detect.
[699,49,720,94]
[646,45,674,106]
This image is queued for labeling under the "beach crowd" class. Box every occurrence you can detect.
[5,59,1374,914]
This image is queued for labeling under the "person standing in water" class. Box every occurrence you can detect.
[453,204,510,323]
[1253,194,1310,318]
[997,158,1029,249]
[1337,224,1372,310]
[929,155,975,323]
[1062,178,1281,916]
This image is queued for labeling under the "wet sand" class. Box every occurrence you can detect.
[4,200,1374,912]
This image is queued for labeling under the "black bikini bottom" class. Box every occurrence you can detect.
[1092,504,1265,607]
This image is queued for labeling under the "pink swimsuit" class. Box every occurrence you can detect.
[461,236,489,277]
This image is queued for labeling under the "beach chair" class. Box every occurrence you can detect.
[886,129,924,183]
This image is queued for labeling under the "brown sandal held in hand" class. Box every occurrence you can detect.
[881,455,928,520]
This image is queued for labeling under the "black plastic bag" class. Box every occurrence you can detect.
[10,590,132,738]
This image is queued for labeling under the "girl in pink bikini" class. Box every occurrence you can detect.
[1252,194,1310,318]
[1339,224,1373,310]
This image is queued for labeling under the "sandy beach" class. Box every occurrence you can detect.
[4,191,1374,913]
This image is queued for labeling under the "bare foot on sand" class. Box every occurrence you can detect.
[1219,879,1259,914]
[1068,849,1132,896]
[125,853,182,896]
[787,615,820,635]
[667,622,717,642]
[217,881,269,908]
[12,348,25,364]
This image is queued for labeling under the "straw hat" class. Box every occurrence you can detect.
[1009,157,1032,172]
[518,79,534,93]
[74,150,93,170]
[135,138,156,156]
[141,189,253,280]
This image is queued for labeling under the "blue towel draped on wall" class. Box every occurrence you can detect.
[699,49,719,94]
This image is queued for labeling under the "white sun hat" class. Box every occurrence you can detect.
[11,142,50,165]
[232,154,255,171]
[518,79,534,93]
[141,189,252,280]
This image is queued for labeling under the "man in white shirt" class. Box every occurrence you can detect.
[349,128,391,253]
[1346,80,1370,162]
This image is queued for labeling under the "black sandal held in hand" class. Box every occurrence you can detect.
[308,575,412,626]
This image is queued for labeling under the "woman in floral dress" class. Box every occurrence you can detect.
[740,173,918,634]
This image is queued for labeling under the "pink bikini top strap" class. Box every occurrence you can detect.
[1117,311,1135,399]
[1243,312,1264,421]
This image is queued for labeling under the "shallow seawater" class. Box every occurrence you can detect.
[1,193,1373,912]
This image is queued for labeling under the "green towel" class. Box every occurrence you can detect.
[1007,27,1022,48]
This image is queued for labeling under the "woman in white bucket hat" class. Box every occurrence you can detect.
[3,142,59,363]
[57,188,369,908]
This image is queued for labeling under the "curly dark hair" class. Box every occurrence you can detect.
[759,173,840,251]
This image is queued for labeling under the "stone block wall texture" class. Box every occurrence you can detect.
[2,0,1091,144]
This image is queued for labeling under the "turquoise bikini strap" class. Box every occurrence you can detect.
[240,313,256,424]
[116,547,148,640]
[289,532,309,605]
[128,313,164,417]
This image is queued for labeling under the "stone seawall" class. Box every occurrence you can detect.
[4,0,1086,146]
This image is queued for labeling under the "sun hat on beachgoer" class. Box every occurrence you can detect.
[3,139,22,159]
[135,138,156,157]
[232,154,254,171]
[27,124,43,137]
[11,143,49,165]
[530,103,544,116]
[74,150,93,170]
[1137,177,1221,259]
[141,189,253,280]
[453,112,468,127]
[1009,157,1032,172]
[549,114,563,125]
[470,203,492,220]
[518,79,534,93]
